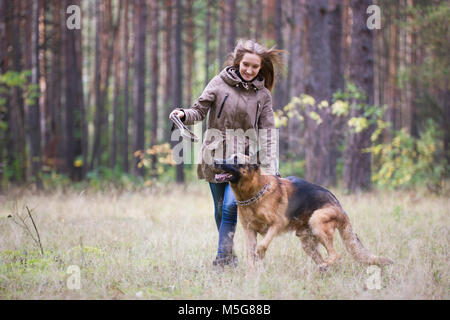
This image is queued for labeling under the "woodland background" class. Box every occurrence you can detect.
[0,0,448,193]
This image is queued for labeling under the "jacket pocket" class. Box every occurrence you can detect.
[217,94,229,119]
[254,101,261,128]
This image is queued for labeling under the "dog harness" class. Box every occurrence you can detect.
[235,183,271,206]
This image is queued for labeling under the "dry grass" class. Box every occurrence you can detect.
[0,182,448,299]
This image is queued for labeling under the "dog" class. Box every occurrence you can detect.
[213,154,393,272]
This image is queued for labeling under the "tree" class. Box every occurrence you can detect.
[122,0,130,173]
[149,0,159,177]
[132,0,147,177]
[303,0,333,186]
[64,0,85,181]
[343,0,376,192]
[173,0,184,183]
[327,0,345,186]
[111,3,123,169]
[27,0,42,187]
[225,0,237,54]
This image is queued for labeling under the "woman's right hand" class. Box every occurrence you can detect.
[169,109,185,120]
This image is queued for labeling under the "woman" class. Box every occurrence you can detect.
[170,39,284,268]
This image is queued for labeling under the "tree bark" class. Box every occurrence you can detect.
[174,0,184,183]
[218,1,226,67]
[343,0,376,193]
[225,0,236,55]
[27,0,42,187]
[132,0,147,177]
[149,0,159,177]
[163,0,174,142]
[110,7,121,170]
[327,0,344,186]
[303,0,332,186]
[122,0,130,173]
[64,0,85,181]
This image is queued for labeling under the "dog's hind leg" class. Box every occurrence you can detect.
[309,208,340,272]
[296,229,324,265]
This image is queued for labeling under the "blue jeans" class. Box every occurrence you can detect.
[209,182,238,258]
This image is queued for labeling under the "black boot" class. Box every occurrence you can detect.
[212,252,239,269]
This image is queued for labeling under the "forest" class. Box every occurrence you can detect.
[0,0,448,192]
[0,0,449,301]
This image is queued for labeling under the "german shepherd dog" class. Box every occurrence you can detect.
[213,154,393,272]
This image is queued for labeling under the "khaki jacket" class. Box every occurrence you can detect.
[175,67,277,182]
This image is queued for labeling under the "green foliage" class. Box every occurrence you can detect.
[279,159,305,178]
[368,120,448,193]
[0,70,40,107]
[0,250,54,274]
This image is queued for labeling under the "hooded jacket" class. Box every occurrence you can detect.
[174,66,277,182]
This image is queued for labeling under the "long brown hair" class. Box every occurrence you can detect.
[226,39,286,92]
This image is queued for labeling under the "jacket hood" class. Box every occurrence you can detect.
[220,66,265,91]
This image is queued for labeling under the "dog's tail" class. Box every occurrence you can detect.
[338,214,393,266]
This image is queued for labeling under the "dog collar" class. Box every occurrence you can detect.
[235,183,271,206]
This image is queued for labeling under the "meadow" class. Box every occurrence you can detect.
[0,182,448,299]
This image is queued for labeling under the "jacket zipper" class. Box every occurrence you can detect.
[254,101,261,127]
[217,94,229,118]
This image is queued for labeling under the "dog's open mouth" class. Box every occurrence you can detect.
[215,173,234,183]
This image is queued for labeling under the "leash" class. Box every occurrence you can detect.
[170,113,199,143]
[235,183,271,206]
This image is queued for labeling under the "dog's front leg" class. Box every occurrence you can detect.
[244,227,257,273]
[256,225,282,260]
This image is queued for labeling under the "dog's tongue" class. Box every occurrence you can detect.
[215,173,232,183]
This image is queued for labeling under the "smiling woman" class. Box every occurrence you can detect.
[169,39,286,269]
[239,53,261,82]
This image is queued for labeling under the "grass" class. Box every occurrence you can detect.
[0,182,448,299]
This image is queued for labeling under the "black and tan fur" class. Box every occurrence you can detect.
[213,154,393,272]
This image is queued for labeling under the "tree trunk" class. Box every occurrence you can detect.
[27,0,42,187]
[327,0,344,186]
[90,0,102,170]
[303,0,332,186]
[90,0,121,170]
[174,0,184,183]
[205,0,211,86]
[225,0,236,55]
[218,1,226,67]
[64,0,84,181]
[263,0,276,41]
[111,4,122,169]
[122,0,130,173]
[46,0,64,173]
[149,0,159,177]
[163,0,173,142]
[286,0,303,159]
[132,0,147,177]
[343,0,375,193]
[9,1,27,183]
[273,0,285,111]
[185,0,194,107]
[0,0,6,188]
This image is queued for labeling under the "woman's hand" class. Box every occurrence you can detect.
[169,109,185,119]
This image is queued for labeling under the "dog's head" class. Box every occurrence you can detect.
[213,153,261,184]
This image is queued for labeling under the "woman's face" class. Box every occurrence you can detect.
[239,53,262,82]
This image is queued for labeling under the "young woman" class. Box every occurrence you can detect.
[170,39,284,268]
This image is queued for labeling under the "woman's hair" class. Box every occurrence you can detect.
[226,39,286,92]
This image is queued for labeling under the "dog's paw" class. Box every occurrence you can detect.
[255,245,266,260]
[318,263,330,273]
